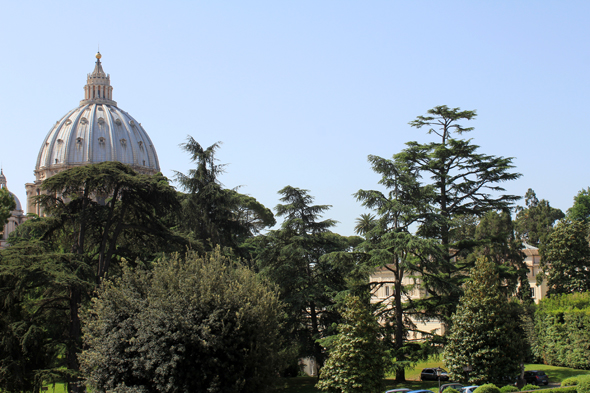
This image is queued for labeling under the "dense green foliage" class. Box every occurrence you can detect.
[578,375,590,393]
[2,162,188,392]
[0,186,16,227]
[316,294,384,393]
[535,292,590,369]
[561,377,580,386]
[567,187,590,223]
[520,384,539,391]
[174,136,275,254]
[81,249,284,393]
[443,257,524,384]
[0,240,79,392]
[500,386,520,393]
[540,220,590,296]
[254,186,353,370]
[514,189,564,247]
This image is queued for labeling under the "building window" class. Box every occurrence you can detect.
[531,287,536,298]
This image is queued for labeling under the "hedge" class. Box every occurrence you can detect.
[535,292,590,369]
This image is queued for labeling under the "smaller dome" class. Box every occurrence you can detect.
[9,191,22,212]
[0,170,22,212]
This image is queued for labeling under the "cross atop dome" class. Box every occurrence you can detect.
[80,52,117,106]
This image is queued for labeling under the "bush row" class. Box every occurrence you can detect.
[535,293,590,369]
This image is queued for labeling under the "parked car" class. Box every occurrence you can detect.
[460,386,479,393]
[524,370,549,386]
[440,383,464,393]
[408,390,436,393]
[386,389,412,393]
[421,368,450,381]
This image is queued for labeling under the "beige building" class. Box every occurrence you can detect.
[523,243,547,304]
[369,244,549,336]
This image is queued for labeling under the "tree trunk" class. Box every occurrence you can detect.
[394,262,406,382]
[67,286,82,393]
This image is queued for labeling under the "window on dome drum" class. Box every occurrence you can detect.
[531,287,536,298]
[385,286,390,297]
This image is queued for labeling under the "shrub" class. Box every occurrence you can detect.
[578,375,590,393]
[520,384,539,391]
[474,384,501,393]
[445,388,461,393]
[500,386,519,393]
[560,377,579,387]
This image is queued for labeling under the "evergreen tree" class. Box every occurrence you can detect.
[316,294,384,393]
[254,186,351,371]
[442,257,524,385]
[354,156,441,382]
[540,219,590,295]
[0,187,16,227]
[394,105,521,324]
[174,136,275,254]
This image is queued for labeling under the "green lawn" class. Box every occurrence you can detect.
[32,363,590,393]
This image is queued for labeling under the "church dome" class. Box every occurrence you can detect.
[0,169,22,212]
[34,53,160,182]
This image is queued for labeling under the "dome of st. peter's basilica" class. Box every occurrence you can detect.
[25,53,160,214]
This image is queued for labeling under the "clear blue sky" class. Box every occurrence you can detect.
[1,1,588,236]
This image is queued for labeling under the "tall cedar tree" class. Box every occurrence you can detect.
[354,157,441,382]
[442,257,525,385]
[10,162,183,393]
[174,136,275,255]
[254,186,351,373]
[0,186,16,227]
[394,105,521,323]
[316,294,384,393]
[540,219,590,295]
[514,189,564,247]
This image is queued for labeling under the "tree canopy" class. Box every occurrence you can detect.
[514,189,564,247]
[174,136,275,254]
[0,187,16,227]
[316,294,384,393]
[540,219,590,296]
[81,249,285,393]
[567,187,590,223]
[442,257,525,385]
[254,186,352,372]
